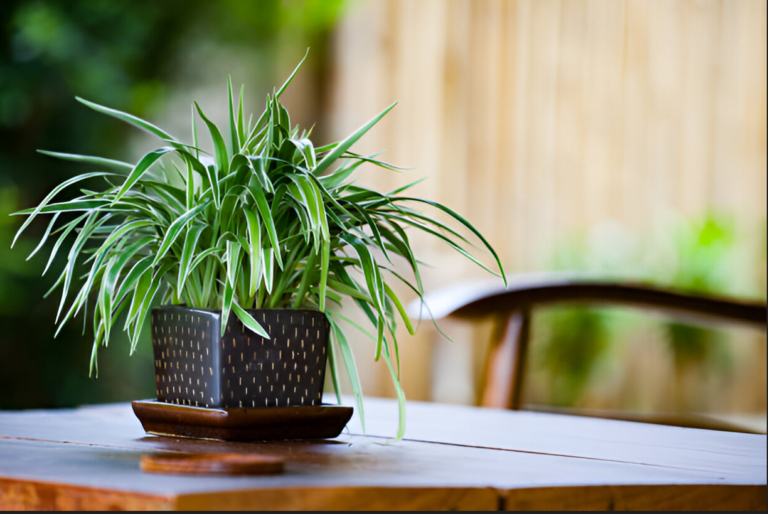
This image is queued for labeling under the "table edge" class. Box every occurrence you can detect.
[3,476,766,511]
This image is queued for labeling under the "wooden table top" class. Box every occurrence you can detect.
[0,397,765,510]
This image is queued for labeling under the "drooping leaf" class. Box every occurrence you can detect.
[232,301,270,339]
[76,97,175,140]
[384,283,415,335]
[221,279,234,337]
[26,213,60,261]
[330,318,365,432]
[394,197,507,285]
[37,150,133,172]
[11,172,115,247]
[130,262,174,353]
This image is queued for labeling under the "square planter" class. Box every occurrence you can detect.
[150,305,329,409]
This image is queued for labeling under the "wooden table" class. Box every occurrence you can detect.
[0,397,765,510]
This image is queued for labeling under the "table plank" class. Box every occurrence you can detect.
[0,399,765,510]
[346,398,767,479]
[501,485,767,511]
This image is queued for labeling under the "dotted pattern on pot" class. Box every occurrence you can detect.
[220,310,329,409]
[150,307,329,409]
[151,308,220,408]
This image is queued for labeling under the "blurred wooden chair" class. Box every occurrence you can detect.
[408,273,767,433]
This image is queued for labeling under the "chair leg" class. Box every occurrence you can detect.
[480,310,531,410]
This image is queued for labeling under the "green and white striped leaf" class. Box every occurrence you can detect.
[11,172,114,247]
[152,201,210,266]
[77,97,175,140]
[37,150,133,172]
[232,301,270,339]
[243,209,262,297]
[177,224,206,293]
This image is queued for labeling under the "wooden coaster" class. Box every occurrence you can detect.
[140,453,285,475]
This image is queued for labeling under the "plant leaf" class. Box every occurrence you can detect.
[26,213,60,261]
[113,147,175,202]
[227,75,240,155]
[248,183,283,268]
[326,326,343,406]
[244,209,262,297]
[130,262,173,353]
[76,97,175,140]
[330,318,365,431]
[384,283,415,335]
[194,102,229,177]
[177,224,206,293]
[262,247,275,293]
[221,279,234,337]
[394,197,507,285]
[275,48,309,99]
[382,347,406,441]
[232,302,270,339]
[152,201,210,266]
[226,240,242,287]
[11,172,114,247]
[37,150,133,172]
[319,239,330,311]
[313,103,396,176]
[237,85,246,150]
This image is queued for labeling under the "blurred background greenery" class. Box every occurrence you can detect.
[1,0,765,428]
[526,216,767,416]
[0,0,345,409]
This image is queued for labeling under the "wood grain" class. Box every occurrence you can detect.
[176,487,497,511]
[0,478,173,511]
[502,485,767,511]
[344,398,767,478]
[140,453,285,476]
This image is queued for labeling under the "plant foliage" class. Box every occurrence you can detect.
[11,54,505,438]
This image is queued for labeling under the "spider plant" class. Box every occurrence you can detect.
[11,53,506,438]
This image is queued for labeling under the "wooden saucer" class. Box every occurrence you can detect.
[140,453,284,475]
[132,399,353,442]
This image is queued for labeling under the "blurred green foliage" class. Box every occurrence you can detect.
[531,216,766,409]
[534,306,616,407]
[664,217,740,369]
[0,0,346,409]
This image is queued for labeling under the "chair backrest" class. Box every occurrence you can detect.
[408,274,767,432]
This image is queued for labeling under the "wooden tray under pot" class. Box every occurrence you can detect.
[132,399,353,442]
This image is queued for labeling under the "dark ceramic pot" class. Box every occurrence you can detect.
[150,305,329,409]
